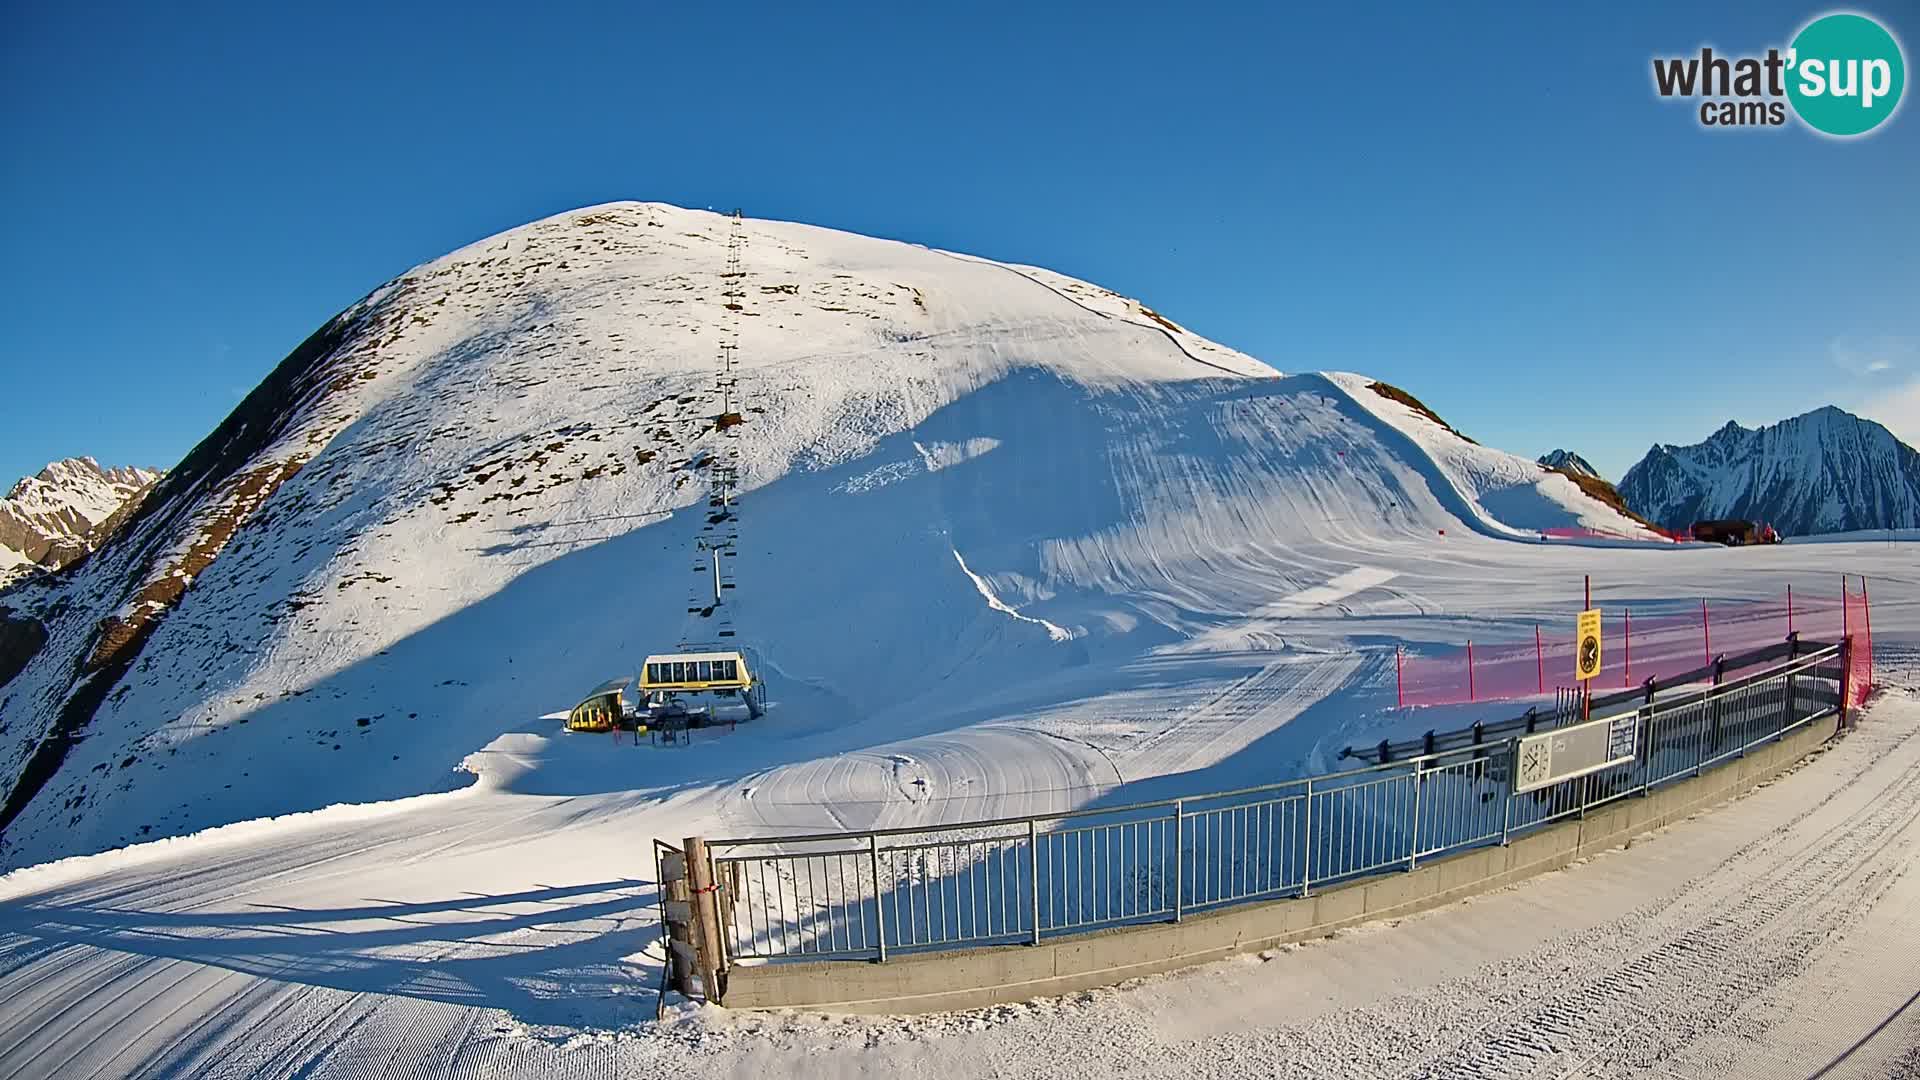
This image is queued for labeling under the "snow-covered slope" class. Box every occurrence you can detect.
[0,457,161,583]
[0,202,1651,868]
[1326,373,1660,541]
[1538,449,1599,478]
[1620,408,1920,535]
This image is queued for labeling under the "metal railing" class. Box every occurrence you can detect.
[704,640,1850,966]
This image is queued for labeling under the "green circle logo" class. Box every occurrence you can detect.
[1787,13,1906,136]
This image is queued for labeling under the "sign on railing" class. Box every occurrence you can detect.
[1513,710,1637,794]
[1575,608,1603,681]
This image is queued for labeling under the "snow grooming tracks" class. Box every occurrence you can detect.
[1384,717,1920,1080]
[1122,652,1362,776]
[1320,372,1659,543]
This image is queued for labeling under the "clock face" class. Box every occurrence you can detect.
[1579,636,1600,677]
[1520,741,1552,787]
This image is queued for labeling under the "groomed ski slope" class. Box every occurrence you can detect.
[0,545,1911,1080]
[0,204,1910,1078]
[2,202,1647,868]
[1326,370,1662,541]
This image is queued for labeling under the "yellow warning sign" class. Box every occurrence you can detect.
[1576,608,1603,681]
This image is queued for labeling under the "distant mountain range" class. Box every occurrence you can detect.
[1619,407,1920,536]
[0,457,162,585]
[1537,449,1599,478]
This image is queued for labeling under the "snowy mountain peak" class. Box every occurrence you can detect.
[1537,449,1600,478]
[4,456,159,509]
[1620,406,1920,535]
[0,456,163,581]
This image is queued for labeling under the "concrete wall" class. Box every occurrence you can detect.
[721,711,1843,1014]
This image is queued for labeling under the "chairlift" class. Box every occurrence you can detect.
[639,650,766,721]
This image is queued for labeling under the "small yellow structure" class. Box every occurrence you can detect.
[567,678,638,733]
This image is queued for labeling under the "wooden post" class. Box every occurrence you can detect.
[659,847,697,999]
[684,836,725,1003]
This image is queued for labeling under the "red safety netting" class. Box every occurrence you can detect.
[1397,581,1872,709]
[1845,577,1873,707]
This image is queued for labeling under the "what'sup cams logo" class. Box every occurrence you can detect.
[1653,11,1905,136]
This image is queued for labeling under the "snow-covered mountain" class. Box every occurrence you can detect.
[1538,449,1599,478]
[0,457,162,584]
[0,202,1655,868]
[1619,408,1920,536]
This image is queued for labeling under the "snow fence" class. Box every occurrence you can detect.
[1398,578,1875,709]
[683,640,1861,1011]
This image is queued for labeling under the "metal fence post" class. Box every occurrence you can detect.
[1839,635,1853,730]
[1499,740,1514,845]
[1408,767,1422,870]
[1782,633,1798,739]
[869,834,887,963]
[1863,576,1874,694]
[1172,799,1185,921]
[1301,780,1314,897]
[1640,679,1659,795]
[1028,818,1041,945]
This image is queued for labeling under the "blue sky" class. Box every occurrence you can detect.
[2,1,1915,486]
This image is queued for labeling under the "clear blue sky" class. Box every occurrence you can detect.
[2,2,1915,485]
